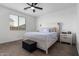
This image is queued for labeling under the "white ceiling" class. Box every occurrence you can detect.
[0,3,76,17]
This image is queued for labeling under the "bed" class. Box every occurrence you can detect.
[23,32,58,54]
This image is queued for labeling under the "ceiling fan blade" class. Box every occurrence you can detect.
[34,6,43,10]
[27,3,32,6]
[33,9,35,12]
[32,3,34,6]
[32,3,38,5]
[34,3,38,5]
[24,7,31,10]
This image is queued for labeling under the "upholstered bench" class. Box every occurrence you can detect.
[22,39,37,52]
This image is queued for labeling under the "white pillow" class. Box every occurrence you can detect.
[39,27,49,32]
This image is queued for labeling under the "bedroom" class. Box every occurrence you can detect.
[0,3,78,56]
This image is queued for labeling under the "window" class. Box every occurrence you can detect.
[19,16,26,30]
[9,15,26,30]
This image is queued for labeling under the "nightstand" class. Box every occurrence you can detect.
[60,32,72,45]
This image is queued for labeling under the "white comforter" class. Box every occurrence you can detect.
[23,32,58,51]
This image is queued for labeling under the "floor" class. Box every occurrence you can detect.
[0,40,78,56]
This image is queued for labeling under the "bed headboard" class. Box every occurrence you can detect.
[49,27,59,32]
[38,22,60,32]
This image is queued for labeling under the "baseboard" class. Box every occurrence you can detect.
[0,39,22,45]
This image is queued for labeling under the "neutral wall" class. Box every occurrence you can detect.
[76,4,79,54]
[37,7,76,33]
[37,5,77,45]
[0,5,36,43]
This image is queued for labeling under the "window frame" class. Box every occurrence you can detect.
[9,14,26,31]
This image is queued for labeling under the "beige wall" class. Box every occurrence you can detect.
[0,5,36,43]
[76,4,79,54]
[37,6,76,33]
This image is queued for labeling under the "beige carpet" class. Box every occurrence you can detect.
[0,40,78,56]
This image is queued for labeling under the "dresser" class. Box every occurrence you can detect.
[60,32,72,44]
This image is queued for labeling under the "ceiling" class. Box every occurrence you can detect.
[0,3,76,17]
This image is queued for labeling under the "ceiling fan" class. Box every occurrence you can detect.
[24,3,43,13]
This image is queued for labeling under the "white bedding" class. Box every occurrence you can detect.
[23,32,58,54]
[24,32,57,39]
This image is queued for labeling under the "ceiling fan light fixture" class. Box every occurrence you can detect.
[31,7,35,9]
[24,3,43,13]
